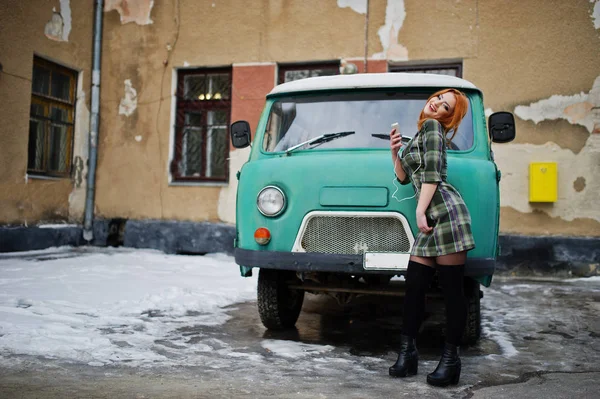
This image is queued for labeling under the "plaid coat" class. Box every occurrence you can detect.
[398,119,475,256]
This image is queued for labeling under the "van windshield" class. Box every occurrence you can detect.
[262,91,473,152]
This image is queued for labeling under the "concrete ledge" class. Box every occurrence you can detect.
[497,235,600,277]
[0,221,110,253]
[123,220,236,255]
[0,219,234,255]
[0,225,84,252]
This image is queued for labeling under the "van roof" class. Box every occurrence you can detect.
[268,72,480,96]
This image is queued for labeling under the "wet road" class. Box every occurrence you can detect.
[1,272,599,398]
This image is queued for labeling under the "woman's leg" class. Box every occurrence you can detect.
[410,255,436,267]
[427,251,467,386]
[436,251,467,266]
[435,251,467,345]
[402,256,436,337]
[390,256,435,377]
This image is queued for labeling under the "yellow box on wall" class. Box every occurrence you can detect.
[529,162,557,202]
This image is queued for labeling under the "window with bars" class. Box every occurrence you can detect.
[172,68,231,183]
[389,62,463,78]
[278,62,340,84]
[28,57,77,177]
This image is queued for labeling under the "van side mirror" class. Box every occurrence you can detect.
[489,112,516,143]
[231,120,251,149]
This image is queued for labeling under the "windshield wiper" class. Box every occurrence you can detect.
[371,133,411,142]
[284,131,355,155]
[371,133,391,140]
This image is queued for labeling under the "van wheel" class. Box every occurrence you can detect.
[461,277,481,346]
[257,269,305,330]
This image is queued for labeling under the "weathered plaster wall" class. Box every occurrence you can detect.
[95,0,389,224]
[95,5,169,220]
[4,0,597,237]
[465,0,600,236]
[94,0,600,237]
[0,0,93,225]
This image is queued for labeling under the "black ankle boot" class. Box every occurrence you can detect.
[389,335,418,377]
[426,343,461,386]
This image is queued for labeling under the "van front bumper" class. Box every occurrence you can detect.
[234,248,495,277]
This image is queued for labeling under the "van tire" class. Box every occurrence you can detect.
[257,269,305,330]
[461,277,481,345]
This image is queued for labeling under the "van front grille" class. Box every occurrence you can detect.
[299,214,411,254]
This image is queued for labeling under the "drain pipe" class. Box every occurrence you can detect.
[83,0,104,242]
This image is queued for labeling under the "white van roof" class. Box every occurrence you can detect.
[268,72,479,96]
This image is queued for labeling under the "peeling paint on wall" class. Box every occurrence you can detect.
[59,0,71,40]
[573,176,586,192]
[373,0,408,60]
[44,12,64,41]
[72,156,84,188]
[591,76,600,134]
[44,0,72,42]
[494,134,600,223]
[105,0,154,25]
[68,74,90,222]
[515,93,591,129]
[514,76,600,134]
[592,0,600,29]
[119,79,138,117]
[218,147,251,224]
[501,75,600,229]
[337,0,367,15]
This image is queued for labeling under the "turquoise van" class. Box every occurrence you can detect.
[230,73,515,344]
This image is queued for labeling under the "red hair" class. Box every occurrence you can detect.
[417,89,468,142]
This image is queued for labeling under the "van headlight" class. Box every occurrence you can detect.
[257,186,286,217]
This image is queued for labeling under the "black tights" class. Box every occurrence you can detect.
[401,260,466,346]
[401,260,435,338]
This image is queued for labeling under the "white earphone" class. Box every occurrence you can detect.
[391,123,421,204]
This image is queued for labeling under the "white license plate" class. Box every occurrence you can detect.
[363,252,410,270]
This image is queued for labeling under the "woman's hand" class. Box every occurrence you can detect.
[390,128,405,156]
[416,209,433,234]
[390,128,408,182]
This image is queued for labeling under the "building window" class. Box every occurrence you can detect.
[172,68,231,183]
[28,56,77,177]
[278,62,340,84]
[389,62,463,78]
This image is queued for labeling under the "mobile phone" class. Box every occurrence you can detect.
[391,123,411,142]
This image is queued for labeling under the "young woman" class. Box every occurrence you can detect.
[388,89,473,387]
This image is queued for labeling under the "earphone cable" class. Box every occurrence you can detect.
[391,137,421,203]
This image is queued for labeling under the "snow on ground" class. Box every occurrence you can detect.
[1,246,598,380]
[261,339,335,359]
[0,246,393,381]
[0,247,258,368]
[480,277,600,367]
